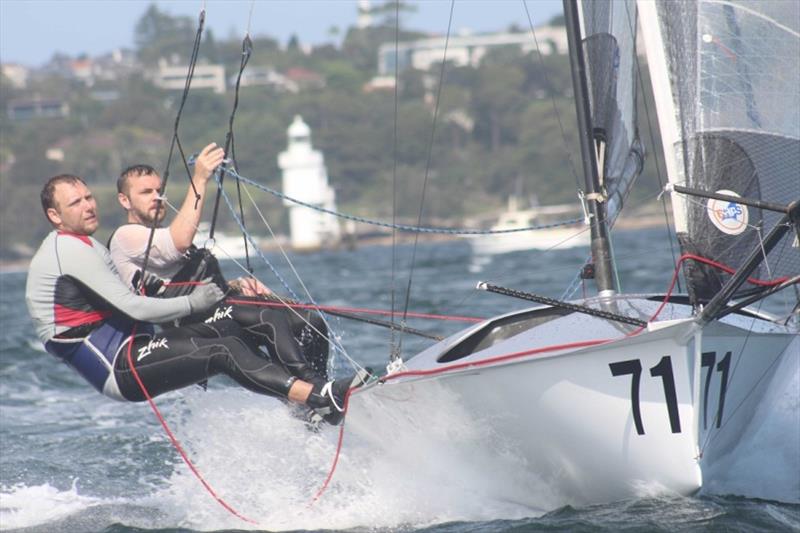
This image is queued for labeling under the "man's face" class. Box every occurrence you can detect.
[121,173,165,225]
[48,181,99,235]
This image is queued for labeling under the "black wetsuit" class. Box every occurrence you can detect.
[109,225,330,386]
[115,318,297,402]
[193,296,329,385]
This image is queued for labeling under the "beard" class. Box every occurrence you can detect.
[133,204,166,226]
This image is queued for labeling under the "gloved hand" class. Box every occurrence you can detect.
[186,278,226,313]
[131,270,166,296]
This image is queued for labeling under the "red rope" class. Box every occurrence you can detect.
[679,253,788,287]
[125,304,257,524]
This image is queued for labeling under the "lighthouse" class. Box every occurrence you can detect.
[278,115,341,251]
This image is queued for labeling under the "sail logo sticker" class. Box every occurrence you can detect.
[707,190,748,235]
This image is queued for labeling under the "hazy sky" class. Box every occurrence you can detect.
[0,0,563,67]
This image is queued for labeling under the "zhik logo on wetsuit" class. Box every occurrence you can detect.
[204,305,233,324]
[137,337,169,361]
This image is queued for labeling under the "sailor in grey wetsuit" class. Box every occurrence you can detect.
[25,174,355,422]
[110,159,330,388]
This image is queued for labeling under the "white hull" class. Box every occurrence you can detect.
[467,227,590,255]
[203,238,257,260]
[346,297,795,508]
[193,223,260,260]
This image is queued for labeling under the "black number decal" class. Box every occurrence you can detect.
[608,352,731,435]
[715,351,731,428]
[700,350,732,430]
[612,351,734,436]
[610,355,682,435]
[650,356,681,433]
[701,351,716,429]
[609,359,644,435]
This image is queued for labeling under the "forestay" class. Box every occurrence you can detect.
[640,0,800,304]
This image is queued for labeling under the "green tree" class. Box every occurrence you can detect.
[287,34,300,52]
[472,56,527,152]
[134,5,198,65]
[369,0,418,28]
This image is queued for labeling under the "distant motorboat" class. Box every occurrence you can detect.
[467,196,589,255]
[193,222,261,260]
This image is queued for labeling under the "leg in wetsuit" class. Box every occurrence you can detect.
[215,296,329,385]
[287,304,329,379]
[152,247,330,386]
[114,319,296,402]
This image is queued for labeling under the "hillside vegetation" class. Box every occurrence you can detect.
[0,5,664,258]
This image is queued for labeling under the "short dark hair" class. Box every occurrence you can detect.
[41,174,86,223]
[118,164,159,195]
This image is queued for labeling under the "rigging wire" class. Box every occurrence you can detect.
[246,0,255,35]
[622,0,681,293]
[156,188,373,377]
[217,177,362,372]
[208,33,254,271]
[522,0,582,190]
[397,0,457,360]
[138,8,205,290]
[213,164,584,235]
[523,0,594,302]
[390,0,401,361]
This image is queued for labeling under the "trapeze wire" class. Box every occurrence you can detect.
[159,192,365,376]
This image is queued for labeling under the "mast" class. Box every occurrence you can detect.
[563,0,616,295]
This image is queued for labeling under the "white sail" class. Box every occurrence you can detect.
[638,0,800,303]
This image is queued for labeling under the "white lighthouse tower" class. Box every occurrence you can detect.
[278,115,341,251]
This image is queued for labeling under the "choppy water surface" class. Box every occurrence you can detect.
[1,230,798,532]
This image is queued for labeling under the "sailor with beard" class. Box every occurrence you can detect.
[108,145,339,414]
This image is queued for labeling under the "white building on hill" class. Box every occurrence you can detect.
[377,26,568,75]
[154,60,226,94]
[278,116,341,251]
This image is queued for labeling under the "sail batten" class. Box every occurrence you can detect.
[639,0,800,306]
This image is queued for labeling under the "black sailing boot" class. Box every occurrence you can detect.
[306,368,372,425]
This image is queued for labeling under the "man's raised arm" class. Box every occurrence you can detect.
[169,142,225,252]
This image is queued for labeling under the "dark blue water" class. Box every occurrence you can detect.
[2,230,798,532]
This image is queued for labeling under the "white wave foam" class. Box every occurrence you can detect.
[143,386,541,531]
[0,481,100,530]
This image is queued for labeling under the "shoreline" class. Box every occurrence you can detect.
[0,214,671,274]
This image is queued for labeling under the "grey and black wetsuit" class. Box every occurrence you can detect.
[25,231,299,401]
